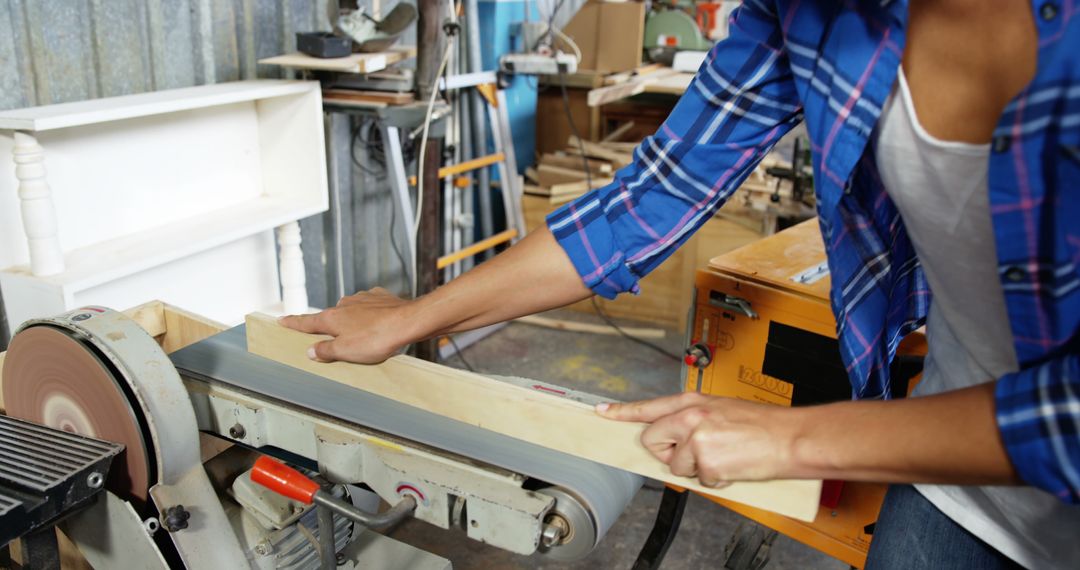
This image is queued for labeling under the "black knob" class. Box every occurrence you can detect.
[163,505,191,532]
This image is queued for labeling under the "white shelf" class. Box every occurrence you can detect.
[2,194,323,295]
[0,80,316,132]
[0,79,329,330]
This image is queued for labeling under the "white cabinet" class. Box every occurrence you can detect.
[0,80,328,332]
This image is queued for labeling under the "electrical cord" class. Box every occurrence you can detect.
[591,298,681,361]
[413,2,459,297]
[446,335,476,372]
[558,70,682,362]
[350,120,410,287]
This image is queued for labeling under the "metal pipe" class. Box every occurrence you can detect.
[313,492,417,529]
[316,504,335,570]
[464,0,494,249]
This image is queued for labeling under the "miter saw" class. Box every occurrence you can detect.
[1,306,642,569]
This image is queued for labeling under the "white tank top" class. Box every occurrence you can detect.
[874,69,1080,569]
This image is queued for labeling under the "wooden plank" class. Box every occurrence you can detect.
[549,176,614,197]
[587,69,680,107]
[322,88,415,106]
[539,153,613,175]
[602,64,666,86]
[536,164,588,187]
[601,121,636,142]
[515,314,665,339]
[258,47,416,74]
[641,73,695,96]
[245,313,822,521]
[600,141,639,153]
[568,136,633,167]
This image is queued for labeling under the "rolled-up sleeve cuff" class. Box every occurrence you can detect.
[995,361,1080,504]
[545,193,641,300]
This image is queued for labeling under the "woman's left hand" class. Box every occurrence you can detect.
[596,392,802,488]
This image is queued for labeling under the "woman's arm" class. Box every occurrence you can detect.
[597,382,1020,488]
[282,1,803,364]
[279,227,591,363]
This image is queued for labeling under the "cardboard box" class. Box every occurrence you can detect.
[562,1,645,73]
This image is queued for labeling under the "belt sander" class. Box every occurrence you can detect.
[0,303,643,569]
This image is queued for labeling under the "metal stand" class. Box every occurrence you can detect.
[632,487,689,570]
[20,528,60,570]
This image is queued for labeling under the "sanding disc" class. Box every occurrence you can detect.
[2,325,151,502]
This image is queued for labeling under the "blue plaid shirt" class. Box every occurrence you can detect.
[548,0,1080,503]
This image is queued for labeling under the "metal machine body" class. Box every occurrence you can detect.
[682,219,926,568]
[1,304,639,568]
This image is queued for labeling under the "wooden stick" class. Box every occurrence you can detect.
[244,313,822,521]
[602,121,636,143]
[587,69,680,107]
[515,314,665,339]
[548,177,614,196]
[567,136,632,167]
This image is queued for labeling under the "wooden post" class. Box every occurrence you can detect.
[13,131,64,276]
[416,0,447,102]
[412,138,442,361]
[276,221,308,314]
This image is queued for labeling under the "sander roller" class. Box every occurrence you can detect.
[0,306,643,568]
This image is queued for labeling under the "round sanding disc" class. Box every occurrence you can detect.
[2,326,151,502]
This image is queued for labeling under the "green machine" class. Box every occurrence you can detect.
[644,3,715,65]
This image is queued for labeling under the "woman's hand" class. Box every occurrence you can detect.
[597,393,801,488]
[598,383,1020,488]
[279,287,419,364]
[278,228,593,365]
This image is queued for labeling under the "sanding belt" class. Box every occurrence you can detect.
[169,326,643,544]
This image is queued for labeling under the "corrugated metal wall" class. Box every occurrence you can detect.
[0,0,423,344]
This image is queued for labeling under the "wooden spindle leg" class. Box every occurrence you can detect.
[13,131,64,276]
[276,221,308,314]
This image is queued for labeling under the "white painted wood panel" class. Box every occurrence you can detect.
[0,80,328,334]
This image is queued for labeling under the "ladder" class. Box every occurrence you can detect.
[381,71,526,287]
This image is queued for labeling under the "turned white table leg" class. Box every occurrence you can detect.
[276,221,308,314]
[13,131,64,276]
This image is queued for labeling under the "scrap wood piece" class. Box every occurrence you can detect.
[587,68,680,107]
[536,164,590,187]
[515,314,665,339]
[244,312,823,522]
[259,46,416,74]
[540,153,613,175]
[322,89,415,106]
[548,176,614,197]
[601,121,636,143]
[567,136,633,167]
[603,63,666,86]
[600,141,639,153]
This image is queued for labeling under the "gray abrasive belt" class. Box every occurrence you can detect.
[169,326,643,545]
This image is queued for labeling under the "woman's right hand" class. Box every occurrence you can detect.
[279,287,420,364]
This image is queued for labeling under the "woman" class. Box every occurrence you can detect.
[282,1,1080,567]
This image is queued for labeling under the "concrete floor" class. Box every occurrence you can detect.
[384,308,849,570]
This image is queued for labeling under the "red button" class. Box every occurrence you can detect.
[684,354,697,366]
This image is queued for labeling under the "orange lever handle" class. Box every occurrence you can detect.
[251,456,320,504]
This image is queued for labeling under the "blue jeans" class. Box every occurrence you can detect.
[865,485,1022,569]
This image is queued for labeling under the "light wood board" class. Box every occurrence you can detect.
[245,312,822,521]
[259,47,416,74]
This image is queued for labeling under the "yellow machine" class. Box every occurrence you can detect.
[683,219,926,568]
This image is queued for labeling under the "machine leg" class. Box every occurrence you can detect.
[632,487,689,570]
[723,521,777,570]
[20,528,60,570]
[317,504,336,570]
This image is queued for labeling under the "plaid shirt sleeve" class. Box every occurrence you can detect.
[546,1,803,299]
[996,355,1080,503]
